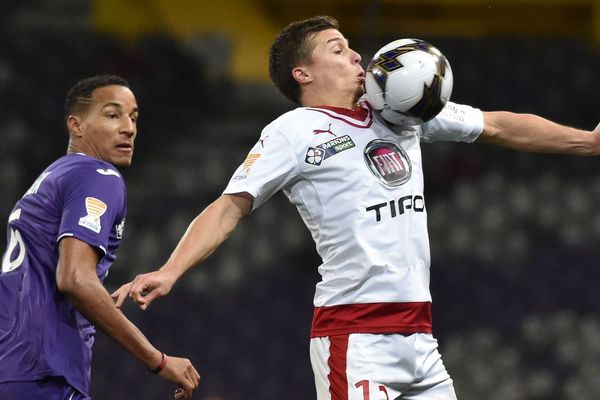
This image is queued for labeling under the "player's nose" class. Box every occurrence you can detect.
[120,116,136,136]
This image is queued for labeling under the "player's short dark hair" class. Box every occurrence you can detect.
[269,15,339,105]
[64,75,130,122]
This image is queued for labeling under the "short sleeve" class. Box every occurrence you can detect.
[223,127,300,211]
[58,167,125,257]
[418,101,484,143]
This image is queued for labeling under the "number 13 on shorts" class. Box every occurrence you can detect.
[310,333,456,400]
[355,380,389,400]
[310,334,396,400]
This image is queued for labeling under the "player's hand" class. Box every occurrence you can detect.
[111,269,176,310]
[588,121,600,156]
[157,354,201,399]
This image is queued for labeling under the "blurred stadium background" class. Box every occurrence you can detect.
[1,0,600,399]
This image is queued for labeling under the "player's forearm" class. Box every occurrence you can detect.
[161,194,250,280]
[57,238,162,369]
[61,274,162,368]
[479,111,598,155]
[159,211,227,280]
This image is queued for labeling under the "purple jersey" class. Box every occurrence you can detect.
[0,153,127,396]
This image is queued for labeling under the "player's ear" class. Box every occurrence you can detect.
[292,67,312,84]
[67,115,84,137]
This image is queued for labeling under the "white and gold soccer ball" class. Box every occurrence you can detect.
[365,38,453,126]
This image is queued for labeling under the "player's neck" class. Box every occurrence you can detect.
[66,141,97,160]
[301,92,357,110]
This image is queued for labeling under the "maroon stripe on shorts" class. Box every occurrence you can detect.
[327,334,350,400]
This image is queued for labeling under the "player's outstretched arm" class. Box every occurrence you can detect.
[112,192,253,310]
[57,237,201,398]
[478,111,600,155]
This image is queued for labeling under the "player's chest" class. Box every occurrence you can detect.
[298,121,422,185]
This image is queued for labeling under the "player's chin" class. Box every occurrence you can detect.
[110,154,134,168]
[354,85,365,101]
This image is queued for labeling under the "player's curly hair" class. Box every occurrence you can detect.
[64,75,130,122]
[269,15,339,105]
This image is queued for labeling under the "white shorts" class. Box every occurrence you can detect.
[310,333,457,400]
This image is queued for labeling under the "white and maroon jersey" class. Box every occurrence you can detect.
[224,100,483,337]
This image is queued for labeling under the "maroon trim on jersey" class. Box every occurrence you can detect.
[311,301,432,338]
[306,103,373,129]
[327,334,350,400]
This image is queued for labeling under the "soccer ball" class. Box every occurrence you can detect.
[365,38,453,126]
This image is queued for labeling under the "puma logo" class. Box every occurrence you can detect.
[259,135,269,148]
[313,124,336,137]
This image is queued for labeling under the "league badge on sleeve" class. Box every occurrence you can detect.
[78,197,107,233]
[242,153,261,175]
[232,153,262,181]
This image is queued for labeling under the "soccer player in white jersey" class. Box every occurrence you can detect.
[113,16,600,400]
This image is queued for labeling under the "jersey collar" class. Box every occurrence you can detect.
[306,102,373,128]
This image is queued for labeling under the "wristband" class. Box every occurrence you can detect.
[150,352,167,374]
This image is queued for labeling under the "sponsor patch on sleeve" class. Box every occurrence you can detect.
[115,218,126,239]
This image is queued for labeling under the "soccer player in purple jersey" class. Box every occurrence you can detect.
[0,75,200,400]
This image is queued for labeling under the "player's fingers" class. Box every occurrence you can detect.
[109,287,121,301]
[186,370,199,389]
[177,370,199,392]
[110,283,126,299]
[111,283,132,308]
[136,284,165,310]
[175,385,194,399]
[140,300,150,310]
[192,367,201,387]
[110,287,120,299]
[129,278,149,304]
